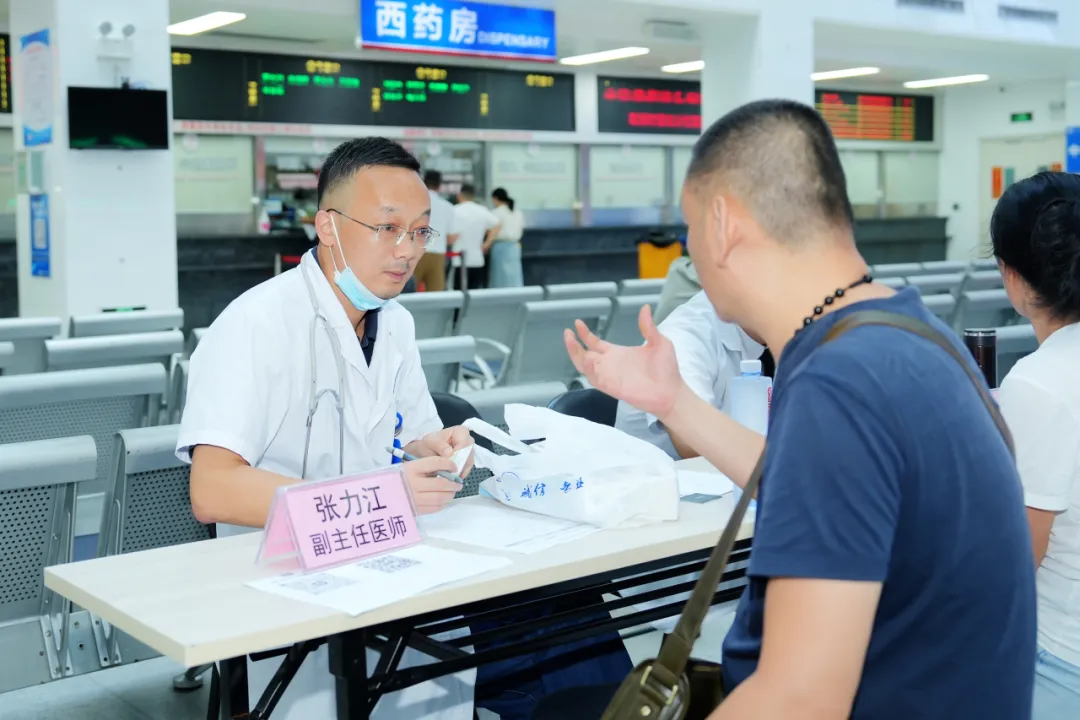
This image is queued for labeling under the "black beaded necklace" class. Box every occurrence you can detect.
[801,274,874,329]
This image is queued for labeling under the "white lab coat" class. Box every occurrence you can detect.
[177,251,476,720]
[614,291,764,459]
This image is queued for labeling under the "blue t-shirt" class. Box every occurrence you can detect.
[721,289,1036,718]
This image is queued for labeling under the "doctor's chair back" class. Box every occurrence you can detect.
[0,436,96,693]
[396,291,464,340]
[548,388,620,428]
[69,308,184,338]
[603,294,660,347]
[505,298,612,386]
[0,364,166,505]
[45,331,184,372]
[417,336,476,393]
[0,316,62,375]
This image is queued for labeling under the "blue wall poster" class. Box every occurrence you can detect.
[360,0,556,61]
[20,29,53,147]
[29,193,50,277]
[1067,127,1080,174]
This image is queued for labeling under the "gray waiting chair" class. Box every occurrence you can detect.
[186,327,208,357]
[455,287,544,387]
[872,262,924,279]
[455,381,568,426]
[0,364,166,512]
[0,341,13,373]
[417,336,476,394]
[167,359,190,424]
[93,425,210,669]
[0,436,97,692]
[618,279,665,296]
[503,298,613,386]
[908,273,966,298]
[880,277,907,290]
[956,289,1017,331]
[603,294,660,347]
[921,295,957,325]
[963,270,1005,292]
[46,330,184,371]
[996,324,1038,380]
[0,316,62,374]
[921,260,970,274]
[396,291,465,340]
[544,282,618,301]
[971,258,999,271]
[69,309,184,338]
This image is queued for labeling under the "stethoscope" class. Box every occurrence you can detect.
[297,258,403,480]
[300,261,347,480]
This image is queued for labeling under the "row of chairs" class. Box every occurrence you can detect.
[0,310,185,375]
[871,258,998,279]
[398,288,659,390]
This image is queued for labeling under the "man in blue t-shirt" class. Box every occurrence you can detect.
[562,99,1036,719]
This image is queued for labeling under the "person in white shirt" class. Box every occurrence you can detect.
[486,187,525,287]
[451,184,499,289]
[414,170,455,291]
[615,290,766,459]
[993,171,1080,719]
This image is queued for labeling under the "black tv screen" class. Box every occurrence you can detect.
[68,87,169,150]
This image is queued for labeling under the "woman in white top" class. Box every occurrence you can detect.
[486,187,525,287]
[994,171,1080,719]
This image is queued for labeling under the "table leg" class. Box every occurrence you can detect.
[219,657,250,719]
[329,628,370,719]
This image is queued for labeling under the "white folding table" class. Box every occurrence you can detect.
[45,469,754,719]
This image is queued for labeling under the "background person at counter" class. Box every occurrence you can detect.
[416,170,457,292]
[993,172,1080,718]
[486,187,526,287]
[453,184,500,289]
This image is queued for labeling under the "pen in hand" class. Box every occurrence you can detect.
[386,447,465,486]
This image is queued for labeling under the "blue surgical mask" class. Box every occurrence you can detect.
[328,218,388,312]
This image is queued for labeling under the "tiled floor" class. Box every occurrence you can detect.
[0,658,210,720]
[0,613,735,719]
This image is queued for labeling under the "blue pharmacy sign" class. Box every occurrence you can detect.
[1066,127,1080,173]
[20,29,54,147]
[360,0,556,61]
[29,194,50,277]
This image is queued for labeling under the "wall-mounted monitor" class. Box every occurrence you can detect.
[67,87,170,150]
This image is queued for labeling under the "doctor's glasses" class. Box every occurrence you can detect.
[327,208,439,251]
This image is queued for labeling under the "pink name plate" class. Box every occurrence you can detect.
[256,466,421,572]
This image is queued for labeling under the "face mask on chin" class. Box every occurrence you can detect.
[327,216,388,312]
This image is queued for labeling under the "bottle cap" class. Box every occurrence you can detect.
[740,359,762,375]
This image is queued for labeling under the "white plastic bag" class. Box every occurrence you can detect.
[464,404,679,529]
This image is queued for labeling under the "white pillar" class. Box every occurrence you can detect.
[700,2,814,129]
[11,0,177,320]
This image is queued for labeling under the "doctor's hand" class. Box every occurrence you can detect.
[564,304,686,421]
[404,456,462,515]
[412,426,475,476]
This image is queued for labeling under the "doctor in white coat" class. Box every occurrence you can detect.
[178,138,479,720]
[614,290,765,459]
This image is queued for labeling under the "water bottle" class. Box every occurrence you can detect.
[727,359,772,510]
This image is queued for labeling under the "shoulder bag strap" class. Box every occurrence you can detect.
[650,308,1013,684]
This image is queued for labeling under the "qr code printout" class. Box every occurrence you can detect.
[358,555,421,573]
[280,574,355,596]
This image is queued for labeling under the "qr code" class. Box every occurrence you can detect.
[357,555,421,574]
[280,574,354,596]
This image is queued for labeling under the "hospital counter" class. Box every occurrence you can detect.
[0,216,947,324]
[45,476,754,718]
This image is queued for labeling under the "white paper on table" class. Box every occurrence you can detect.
[247,543,511,616]
[677,469,735,498]
[418,501,600,554]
